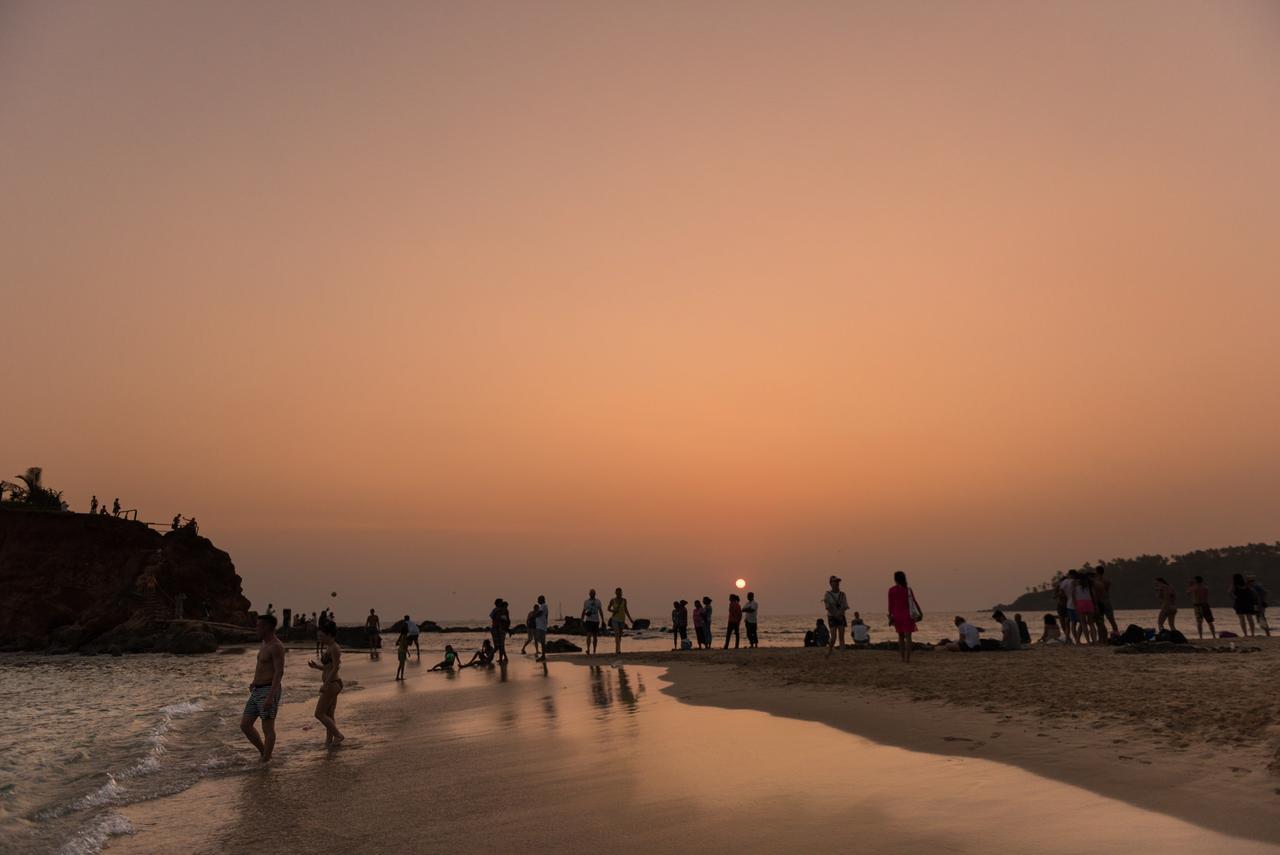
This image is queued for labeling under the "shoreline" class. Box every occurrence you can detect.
[593,646,1280,844]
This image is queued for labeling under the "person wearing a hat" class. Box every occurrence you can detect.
[823,576,849,657]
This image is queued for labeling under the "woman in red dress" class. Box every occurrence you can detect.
[887,570,922,663]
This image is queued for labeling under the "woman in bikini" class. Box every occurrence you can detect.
[307,621,345,746]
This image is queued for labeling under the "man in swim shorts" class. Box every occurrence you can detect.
[241,613,285,762]
[1188,576,1216,639]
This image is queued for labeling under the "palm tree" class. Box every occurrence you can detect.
[15,467,42,494]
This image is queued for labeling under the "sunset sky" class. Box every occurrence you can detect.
[4,2,1279,619]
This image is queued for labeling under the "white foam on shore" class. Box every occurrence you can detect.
[58,809,135,855]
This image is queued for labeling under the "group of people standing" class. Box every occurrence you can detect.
[819,571,924,663]
[668,592,760,650]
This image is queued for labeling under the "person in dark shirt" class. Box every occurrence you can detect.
[1014,613,1032,645]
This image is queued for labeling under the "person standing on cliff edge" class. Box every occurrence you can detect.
[241,613,285,762]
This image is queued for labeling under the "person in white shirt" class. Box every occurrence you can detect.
[533,595,550,661]
[404,615,420,658]
[992,610,1021,650]
[947,616,982,651]
[851,612,871,645]
[581,589,604,656]
[742,592,759,647]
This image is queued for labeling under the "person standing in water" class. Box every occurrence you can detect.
[724,593,742,649]
[607,587,633,655]
[240,614,285,762]
[489,598,510,663]
[308,621,345,746]
[394,627,409,680]
[365,609,380,660]
[581,589,604,656]
[824,576,849,657]
[887,570,921,663]
[533,595,550,662]
[743,591,759,648]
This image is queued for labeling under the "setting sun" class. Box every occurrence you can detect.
[735,579,747,589]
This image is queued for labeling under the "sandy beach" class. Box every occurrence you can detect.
[103,642,1280,854]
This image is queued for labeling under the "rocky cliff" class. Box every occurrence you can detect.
[0,508,251,652]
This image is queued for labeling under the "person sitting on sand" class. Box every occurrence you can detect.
[460,640,495,668]
[824,576,849,657]
[429,645,459,672]
[1154,577,1178,634]
[395,628,409,681]
[1231,574,1258,637]
[805,619,830,648]
[1039,614,1063,644]
[1014,613,1031,645]
[945,616,981,652]
[1188,576,1216,639]
[307,620,345,746]
[851,612,870,646]
[992,610,1021,650]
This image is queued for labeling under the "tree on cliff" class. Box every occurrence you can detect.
[0,467,66,512]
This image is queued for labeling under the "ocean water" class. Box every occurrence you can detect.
[0,608,1218,853]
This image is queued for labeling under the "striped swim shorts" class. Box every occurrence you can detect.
[243,683,281,720]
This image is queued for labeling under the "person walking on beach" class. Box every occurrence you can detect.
[308,620,345,746]
[608,588,633,655]
[724,593,742,649]
[582,589,605,656]
[1188,576,1216,639]
[521,604,538,654]
[824,576,849,657]
[240,614,284,762]
[887,571,921,662]
[743,591,759,648]
[1247,576,1271,637]
[1231,574,1258,636]
[1154,577,1178,634]
[489,598,510,663]
[533,595,550,661]
[692,600,707,649]
[365,609,380,659]
[395,627,409,680]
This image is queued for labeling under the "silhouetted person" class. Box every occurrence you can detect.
[90,495,98,515]
[112,498,120,517]
[172,514,181,531]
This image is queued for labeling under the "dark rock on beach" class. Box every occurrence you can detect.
[544,638,582,653]
[0,507,251,653]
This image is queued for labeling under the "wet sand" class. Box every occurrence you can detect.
[109,650,1280,854]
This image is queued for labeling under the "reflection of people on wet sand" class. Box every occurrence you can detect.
[429,645,458,672]
[307,621,345,746]
[240,614,284,762]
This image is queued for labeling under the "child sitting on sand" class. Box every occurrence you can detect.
[429,645,458,672]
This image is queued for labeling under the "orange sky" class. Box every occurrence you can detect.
[4,2,1279,618]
